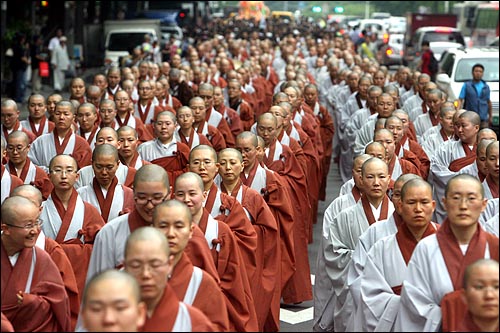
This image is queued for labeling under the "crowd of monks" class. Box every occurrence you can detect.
[1,17,499,333]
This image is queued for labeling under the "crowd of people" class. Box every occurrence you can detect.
[1,14,498,333]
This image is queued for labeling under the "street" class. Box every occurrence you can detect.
[279,159,343,332]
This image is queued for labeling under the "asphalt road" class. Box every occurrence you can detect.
[279,160,343,332]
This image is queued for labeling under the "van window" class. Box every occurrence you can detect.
[108,33,148,52]
[423,31,465,45]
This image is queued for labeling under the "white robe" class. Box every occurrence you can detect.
[75,163,131,189]
[482,177,497,200]
[5,161,37,185]
[402,94,423,121]
[1,168,13,204]
[394,233,495,332]
[313,193,357,331]
[353,115,378,157]
[41,194,85,242]
[77,181,126,222]
[137,138,178,162]
[28,131,76,171]
[428,140,468,224]
[480,198,499,226]
[483,213,499,236]
[359,234,407,332]
[413,113,436,143]
[422,131,453,159]
[325,199,395,332]
[20,119,51,137]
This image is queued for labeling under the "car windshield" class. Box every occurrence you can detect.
[455,58,500,82]
[424,31,465,45]
[108,33,148,52]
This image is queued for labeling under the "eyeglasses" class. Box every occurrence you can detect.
[134,194,167,205]
[6,145,28,152]
[190,159,214,168]
[50,169,77,175]
[126,260,169,274]
[4,218,43,230]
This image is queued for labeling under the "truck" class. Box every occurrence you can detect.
[103,19,162,67]
[403,13,458,66]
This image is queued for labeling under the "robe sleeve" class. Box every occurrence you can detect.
[73,136,92,169]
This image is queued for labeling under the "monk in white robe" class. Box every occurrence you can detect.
[359,179,439,332]
[325,157,394,332]
[77,144,135,222]
[395,174,499,332]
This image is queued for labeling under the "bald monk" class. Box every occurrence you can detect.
[1,99,36,143]
[441,259,499,332]
[256,112,313,305]
[117,126,151,170]
[483,141,499,199]
[153,200,230,332]
[395,174,499,331]
[111,91,154,143]
[11,184,80,330]
[235,131,296,331]
[459,137,496,183]
[75,102,99,150]
[1,137,23,203]
[198,83,236,147]
[20,94,55,138]
[1,196,71,332]
[81,269,146,332]
[138,110,190,186]
[217,148,280,331]
[41,154,105,297]
[174,172,259,332]
[75,127,136,189]
[429,111,481,223]
[124,227,215,331]
[188,145,258,285]
[6,131,52,199]
[326,157,395,332]
[28,101,92,171]
[77,144,135,222]
[189,96,227,152]
[358,179,439,331]
[174,106,213,150]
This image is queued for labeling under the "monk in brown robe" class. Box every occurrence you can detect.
[124,227,215,332]
[153,200,230,331]
[1,196,71,332]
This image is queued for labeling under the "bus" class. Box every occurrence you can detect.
[469,1,499,47]
[452,1,488,37]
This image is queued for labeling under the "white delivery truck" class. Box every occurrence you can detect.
[103,19,162,67]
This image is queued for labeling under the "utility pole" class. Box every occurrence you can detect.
[365,1,370,19]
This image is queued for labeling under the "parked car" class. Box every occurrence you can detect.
[378,33,404,67]
[436,47,499,130]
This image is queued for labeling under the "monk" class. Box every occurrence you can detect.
[75,102,99,150]
[213,85,244,139]
[138,110,190,186]
[1,137,23,203]
[198,83,235,147]
[174,106,213,150]
[256,112,313,305]
[1,98,36,143]
[85,164,171,281]
[395,174,499,331]
[41,154,105,297]
[111,91,154,142]
[75,127,136,189]
[483,141,499,199]
[429,111,481,223]
[326,157,394,332]
[81,269,146,332]
[313,153,371,332]
[358,179,439,331]
[117,126,151,170]
[189,96,227,152]
[11,184,80,330]
[123,227,215,331]
[153,200,229,332]
[5,130,52,199]
[235,131,296,331]
[28,100,92,171]
[174,172,259,332]
[217,148,280,331]
[20,94,55,138]
[77,144,135,222]
[188,144,258,285]
[1,196,71,332]
[441,259,499,332]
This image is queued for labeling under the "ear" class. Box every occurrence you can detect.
[136,302,147,329]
